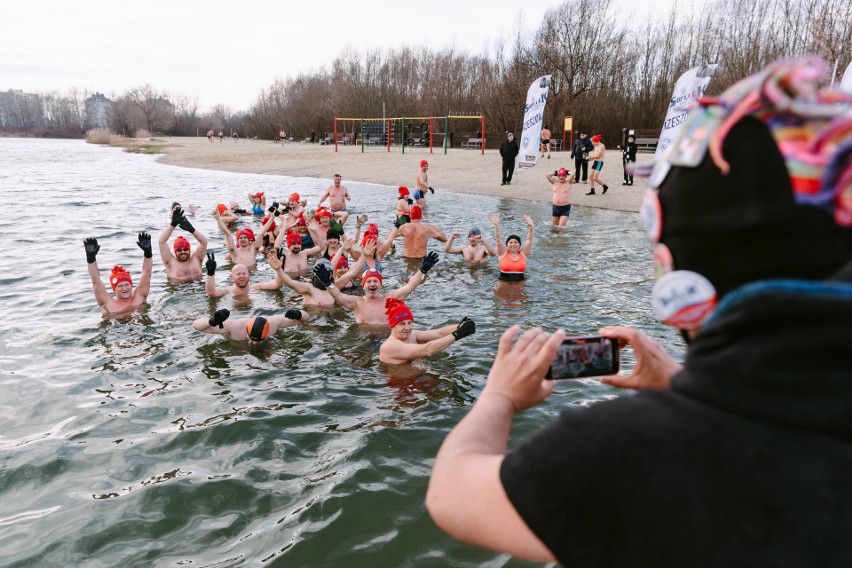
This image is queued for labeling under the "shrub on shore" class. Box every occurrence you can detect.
[85,128,114,145]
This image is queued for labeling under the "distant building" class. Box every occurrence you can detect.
[85,92,112,129]
[0,89,41,128]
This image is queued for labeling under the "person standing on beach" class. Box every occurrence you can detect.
[443,227,497,264]
[314,252,440,326]
[218,131,224,142]
[379,298,477,365]
[207,129,214,143]
[414,160,434,207]
[279,129,286,144]
[192,308,309,343]
[547,168,573,227]
[622,134,638,185]
[317,174,351,225]
[587,135,610,195]
[389,205,448,259]
[540,125,552,159]
[83,233,153,315]
[233,132,238,143]
[571,131,593,184]
[500,132,519,186]
[159,203,209,280]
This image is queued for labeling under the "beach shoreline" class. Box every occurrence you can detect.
[153,136,652,213]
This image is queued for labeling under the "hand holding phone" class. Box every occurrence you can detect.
[546,335,620,380]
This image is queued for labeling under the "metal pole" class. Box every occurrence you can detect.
[444,116,449,155]
[401,117,405,154]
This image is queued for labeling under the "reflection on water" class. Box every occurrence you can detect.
[0,138,684,566]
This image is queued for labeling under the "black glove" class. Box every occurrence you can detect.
[428,186,435,194]
[178,214,195,233]
[280,205,291,213]
[452,318,476,340]
[208,308,230,329]
[137,232,152,258]
[273,209,280,217]
[420,251,439,274]
[285,309,302,320]
[84,237,100,264]
[268,202,279,213]
[406,198,413,205]
[313,263,333,288]
[170,205,183,227]
[553,170,558,176]
[205,252,216,275]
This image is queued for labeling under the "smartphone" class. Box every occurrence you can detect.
[546,335,620,380]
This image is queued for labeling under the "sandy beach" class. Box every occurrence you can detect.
[155,136,652,213]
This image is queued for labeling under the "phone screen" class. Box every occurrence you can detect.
[546,335,620,380]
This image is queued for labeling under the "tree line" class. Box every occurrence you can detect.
[2,0,849,145]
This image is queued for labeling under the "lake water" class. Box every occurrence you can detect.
[0,138,683,567]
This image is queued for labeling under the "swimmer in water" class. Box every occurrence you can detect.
[317,173,351,225]
[159,203,209,280]
[214,210,275,270]
[395,186,413,225]
[192,308,309,343]
[379,298,477,365]
[248,192,266,215]
[414,160,435,207]
[388,205,448,259]
[316,251,441,326]
[203,253,285,297]
[84,233,153,316]
[443,226,497,265]
[213,203,239,224]
[490,213,534,281]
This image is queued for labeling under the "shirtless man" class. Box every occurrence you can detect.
[443,226,496,264]
[547,167,573,227]
[379,298,477,365]
[207,129,214,143]
[218,131,224,142]
[317,174,351,225]
[414,160,434,207]
[203,253,282,297]
[84,233,152,316]
[214,203,239,224]
[273,228,323,275]
[192,308,309,343]
[587,134,610,195]
[316,251,440,326]
[389,205,447,259]
[159,203,209,280]
[267,253,340,307]
[540,125,552,159]
[214,210,273,270]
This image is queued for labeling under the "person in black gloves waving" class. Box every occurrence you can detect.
[83,232,153,316]
[379,298,476,365]
[158,202,209,281]
[192,307,310,343]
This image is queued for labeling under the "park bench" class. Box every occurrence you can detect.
[634,137,658,151]
[462,138,483,149]
[548,139,562,151]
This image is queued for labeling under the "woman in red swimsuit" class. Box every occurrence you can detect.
[489,213,534,281]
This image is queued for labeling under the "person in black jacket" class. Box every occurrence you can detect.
[499,132,519,186]
[570,131,593,183]
[427,57,852,566]
[621,134,638,185]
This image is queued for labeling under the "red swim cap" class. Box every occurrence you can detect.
[385,297,413,328]
[315,208,332,220]
[398,186,409,196]
[289,192,300,202]
[361,268,383,287]
[420,160,428,167]
[173,236,191,251]
[410,205,423,220]
[286,232,302,247]
[109,266,133,290]
[262,216,276,232]
[336,256,349,268]
[591,135,602,143]
[245,317,270,341]
[216,203,228,214]
[235,228,255,244]
[296,213,307,227]
[557,168,568,176]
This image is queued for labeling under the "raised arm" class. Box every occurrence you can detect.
[489,214,506,256]
[429,224,448,242]
[84,238,111,308]
[214,211,237,258]
[316,265,359,310]
[444,232,464,254]
[204,253,227,298]
[265,252,308,293]
[316,188,330,207]
[135,232,153,300]
[522,215,534,257]
[389,252,439,300]
[174,207,208,261]
[158,223,175,268]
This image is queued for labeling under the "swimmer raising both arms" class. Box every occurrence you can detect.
[203,253,283,298]
[84,233,153,316]
[159,203,209,280]
[443,226,496,265]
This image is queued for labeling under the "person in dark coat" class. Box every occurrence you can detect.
[570,131,594,183]
[622,134,638,185]
[499,132,520,186]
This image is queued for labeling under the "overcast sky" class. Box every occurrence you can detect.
[2,0,673,112]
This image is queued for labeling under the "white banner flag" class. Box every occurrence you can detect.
[518,75,552,171]
[656,64,717,157]
[840,61,852,93]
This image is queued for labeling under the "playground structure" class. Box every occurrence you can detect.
[333,114,486,155]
